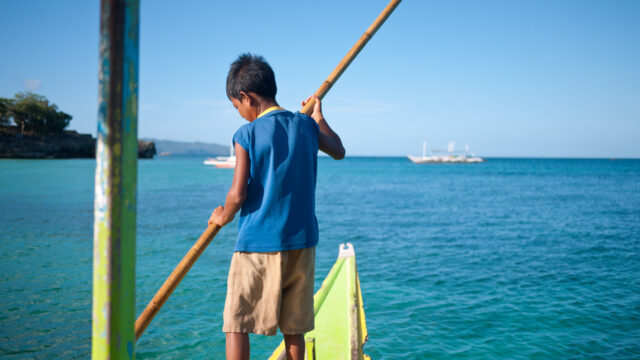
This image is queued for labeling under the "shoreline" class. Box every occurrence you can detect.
[0,125,156,159]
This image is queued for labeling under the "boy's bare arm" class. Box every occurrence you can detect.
[302,96,345,160]
[208,143,250,227]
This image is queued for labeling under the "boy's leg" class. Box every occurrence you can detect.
[283,334,305,360]
[279,247,315,334]
[280,247,315,360]
[226,332,249,360]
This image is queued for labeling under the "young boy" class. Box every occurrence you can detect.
[209,53,345,360]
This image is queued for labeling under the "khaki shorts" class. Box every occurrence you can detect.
[222,247,315,335]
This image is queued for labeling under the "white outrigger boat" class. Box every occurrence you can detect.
[204,144,236,168]
[407,141,483,164]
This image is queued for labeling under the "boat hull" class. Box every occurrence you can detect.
[204,156,236,168]
[269,243,369,360]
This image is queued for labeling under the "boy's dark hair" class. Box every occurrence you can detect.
[226,53,277,100]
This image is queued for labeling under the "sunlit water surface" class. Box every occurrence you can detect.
[1,157,639,359]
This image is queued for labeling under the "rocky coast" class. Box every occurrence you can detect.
[0,126,156,159]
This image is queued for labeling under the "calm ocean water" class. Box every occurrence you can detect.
[0,157,639,359]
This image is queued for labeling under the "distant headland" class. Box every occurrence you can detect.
[0,92,155,159]
[0,92,233,159]
[0,125,156,159]
[142,138,228,157]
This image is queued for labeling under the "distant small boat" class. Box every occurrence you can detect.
[204,144,236,168]
[204,156,236,168]
[408,141,483,164]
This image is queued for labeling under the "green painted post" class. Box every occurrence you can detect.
[92,0,139,359]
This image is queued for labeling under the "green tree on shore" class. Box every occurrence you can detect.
[0,98,13,126]
[0,92,72,134]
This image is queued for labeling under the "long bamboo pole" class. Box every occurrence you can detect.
[135,224,220,339]
[301,0,402,115]
[134,0,401,341]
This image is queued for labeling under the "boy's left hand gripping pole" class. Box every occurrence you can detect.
[134,224,221,340]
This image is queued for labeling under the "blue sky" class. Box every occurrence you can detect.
[1,0,639,157]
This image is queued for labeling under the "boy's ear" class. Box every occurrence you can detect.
[238,91,249,104]
[239,91,258,107]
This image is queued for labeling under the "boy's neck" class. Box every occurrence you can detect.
[255,99,280,115]
[241,92,280,121]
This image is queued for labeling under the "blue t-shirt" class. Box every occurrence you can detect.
[232,109,319,252]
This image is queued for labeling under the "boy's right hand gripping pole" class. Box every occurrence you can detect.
[300,0,402,116]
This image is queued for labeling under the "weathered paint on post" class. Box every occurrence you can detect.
[93,0,139,359]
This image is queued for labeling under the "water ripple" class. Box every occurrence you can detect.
[1,158,639,358]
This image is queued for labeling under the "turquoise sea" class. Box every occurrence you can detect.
[1,157,639,359]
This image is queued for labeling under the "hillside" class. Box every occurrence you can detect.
[145,138,229,156]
